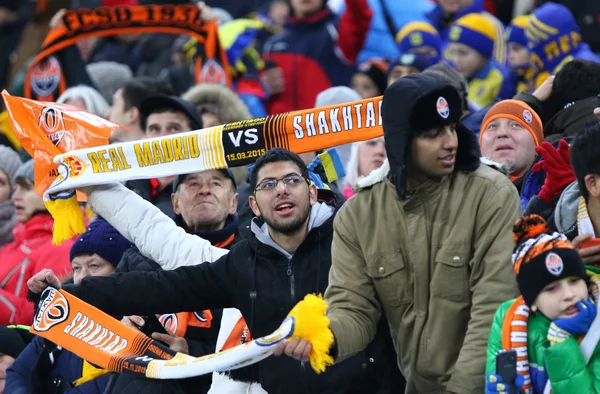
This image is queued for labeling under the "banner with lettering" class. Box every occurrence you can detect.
[32,288,333,378]
[25,4,231,101]
[2,90,383,244]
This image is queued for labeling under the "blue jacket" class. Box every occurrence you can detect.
[5,336,109,394]
[465,60,516,111]
[344,0,435,64]
[574,43,600,63]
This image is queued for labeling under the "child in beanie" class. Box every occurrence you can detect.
[395,21,442,63]
[526,2,599,89]
[506,15,534,93]
[447,13,516,111]
[486,215,600,394]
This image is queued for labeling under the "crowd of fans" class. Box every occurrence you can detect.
[1,0,600,393]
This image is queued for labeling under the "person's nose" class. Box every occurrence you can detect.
[198,185,212,195]
[374,142,386,157]
[442,129,458,151]
[275,180,289,195]
[561,282,576,301]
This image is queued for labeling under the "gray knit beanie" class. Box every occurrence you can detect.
[14,160,34,184]
[0,146,23,188]
[86,62,134,105]
[315,86,362,108]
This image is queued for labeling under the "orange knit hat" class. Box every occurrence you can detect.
[480,100,543,148]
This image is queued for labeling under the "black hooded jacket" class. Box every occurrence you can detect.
[381,74,481,199]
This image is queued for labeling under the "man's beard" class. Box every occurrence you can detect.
[264,202,312,235]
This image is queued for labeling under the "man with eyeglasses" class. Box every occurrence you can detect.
[28,148,404,394]
[102,168,240,394]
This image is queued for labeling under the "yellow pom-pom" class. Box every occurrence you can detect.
[45,193,86,245]
[286,294,334,374]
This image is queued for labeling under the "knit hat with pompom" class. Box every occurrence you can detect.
[512,214,588,306]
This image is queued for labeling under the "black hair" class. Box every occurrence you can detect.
[553,60,600,109]
[571,121,600,202]
[120,78,173,111]
[143,106,201,131]
[250,148,309,190]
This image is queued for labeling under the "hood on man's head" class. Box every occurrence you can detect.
[382,74,480,199]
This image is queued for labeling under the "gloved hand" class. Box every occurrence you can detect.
[532,140,576,204]
[486,373,525,393]
[548,299,597,345]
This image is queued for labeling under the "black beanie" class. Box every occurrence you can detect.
[512,215,589,307]
[0,325,31,359]
[356,60,388,96]
[381,74,465,199]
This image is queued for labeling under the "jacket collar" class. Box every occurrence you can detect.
[249,201,335,257]
[175,214,239,247]
[13,213,54,243]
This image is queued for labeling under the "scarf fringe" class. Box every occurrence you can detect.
[44,192,86,245]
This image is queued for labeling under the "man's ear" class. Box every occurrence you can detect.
[127,106,140,126]
[309,182,318,205]
[171,192,181,215]
[229,193,239,215]
[249,195,261,217]
[585,174,600,199]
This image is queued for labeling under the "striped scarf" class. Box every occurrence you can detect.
[578,197,595,237]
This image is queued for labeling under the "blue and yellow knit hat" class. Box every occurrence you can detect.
[449,13,496,59]
[506,15,530,47]
[526,2,581,73]
[396,22,441,57]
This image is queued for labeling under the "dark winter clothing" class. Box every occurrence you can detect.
[62,202,404,394]
[104,215,240,394]
[5,336,109,394]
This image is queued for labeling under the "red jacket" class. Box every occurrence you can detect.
[263,0,372,114]
[0,214,73,325]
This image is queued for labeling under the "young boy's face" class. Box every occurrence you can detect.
[533,277,589,320]
[447,43,486,79]
[507,42,530,69]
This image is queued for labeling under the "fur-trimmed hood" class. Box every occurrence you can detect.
[353,157,511,192]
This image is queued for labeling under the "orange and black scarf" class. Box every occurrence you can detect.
[25,4,231,101]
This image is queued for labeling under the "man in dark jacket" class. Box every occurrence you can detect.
[105,168,239,394]
[29,148,404,394]
[125,95,204,217]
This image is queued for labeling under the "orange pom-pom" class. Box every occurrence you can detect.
[513,214,548,244]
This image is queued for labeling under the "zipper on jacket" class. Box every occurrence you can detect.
[287,260,296,304]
